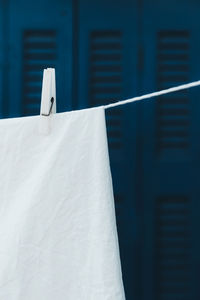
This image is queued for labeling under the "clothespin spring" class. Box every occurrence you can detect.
[41,97,55,116]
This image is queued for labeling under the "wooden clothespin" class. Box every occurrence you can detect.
[38,68,56,135]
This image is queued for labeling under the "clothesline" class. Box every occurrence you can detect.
[103,80,200,109]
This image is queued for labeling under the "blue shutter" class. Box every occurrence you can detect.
[157,30,190,155]
[0,0,73,118]
[89,30,123,149]
[0,0,9,118]
[77,1,139,299]
[141,1,200,300]
[155,196,191,300]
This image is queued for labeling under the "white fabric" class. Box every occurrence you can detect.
[0,106,125,300]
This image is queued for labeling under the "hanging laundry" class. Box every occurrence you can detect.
[0,106,125,299]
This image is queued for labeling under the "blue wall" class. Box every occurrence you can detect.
[1,1,200,299]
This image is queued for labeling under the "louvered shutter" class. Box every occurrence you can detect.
[77,1,139,299]
[157,31,190,155]
[2,0,73,118]
[89,30,123,149]
[155,196,191,300]
[22,30,57,115]
[141,1,200,300]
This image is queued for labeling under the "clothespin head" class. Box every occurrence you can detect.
[38,68,56,135]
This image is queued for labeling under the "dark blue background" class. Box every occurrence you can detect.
[1,1,200,299]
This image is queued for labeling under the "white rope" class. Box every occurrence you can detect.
[104,80,200,109]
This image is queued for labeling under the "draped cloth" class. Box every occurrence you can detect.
[0,106,126,300]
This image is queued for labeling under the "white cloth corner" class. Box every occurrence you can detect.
[0,105,126,300]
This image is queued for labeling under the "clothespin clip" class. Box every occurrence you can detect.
[38,68,56,135]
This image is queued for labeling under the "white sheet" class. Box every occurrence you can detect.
[0,106,126,300]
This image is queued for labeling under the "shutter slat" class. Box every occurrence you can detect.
[89,30,123,150]
[157,30,190,153]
